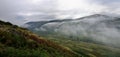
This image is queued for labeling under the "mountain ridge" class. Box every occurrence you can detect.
[24,14,120,47]
[24,14,117,28]
[23,14,120,57]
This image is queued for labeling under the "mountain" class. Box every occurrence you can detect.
[25,14,120,46]
[24,14,120,57]
[24,19,73,31]
[0,20,81,57]
[25,14,116,32]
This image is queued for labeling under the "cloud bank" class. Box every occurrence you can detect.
[0,0,120,25]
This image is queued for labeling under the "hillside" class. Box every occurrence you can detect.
[24,14,120,57]
[0,20,81,57]
[25,14,120,47]
[24,19,73,30]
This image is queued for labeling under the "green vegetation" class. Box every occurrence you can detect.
[25,14,120,57]
[1,20,120,57]
[0,20,81,57]
[37,34,120,57]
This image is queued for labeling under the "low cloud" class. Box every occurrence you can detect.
[0,0,120,25]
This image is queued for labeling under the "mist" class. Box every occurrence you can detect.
[0,0,120,25]
[1,0,120,57]
[38,14,120,47]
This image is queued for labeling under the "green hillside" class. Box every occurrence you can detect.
[0,20,80,57]
[1,20,120,57]
[36,33,120,57]
[24,14,120,57]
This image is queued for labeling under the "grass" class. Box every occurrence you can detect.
[0,20,81,57]
[39,34,120,57]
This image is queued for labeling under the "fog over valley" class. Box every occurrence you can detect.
[1,0,120,57]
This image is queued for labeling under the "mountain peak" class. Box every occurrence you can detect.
[77,14,113,20]
[90,14,108,17]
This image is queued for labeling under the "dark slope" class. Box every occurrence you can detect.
[24,19,73,30]
[24,14,113,29]
[0,20,81,57]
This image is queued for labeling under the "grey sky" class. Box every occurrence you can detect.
[0,0,120,25]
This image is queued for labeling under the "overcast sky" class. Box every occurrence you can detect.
[0,0,120,25]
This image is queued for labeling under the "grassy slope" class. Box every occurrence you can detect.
[0,21,81,57]
[39,34,120,57]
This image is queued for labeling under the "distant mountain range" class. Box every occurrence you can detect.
[24,19,73,30]
[24,14,120,47]
[23,14,120,57]
[1,14,120,57]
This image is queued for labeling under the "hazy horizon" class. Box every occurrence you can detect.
[0,0,120,25]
